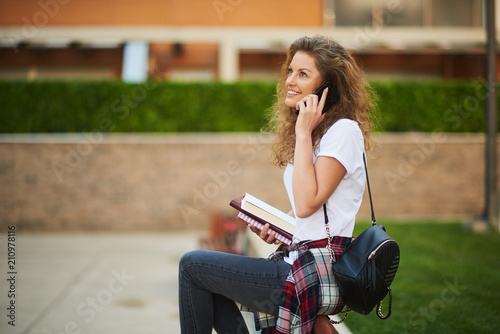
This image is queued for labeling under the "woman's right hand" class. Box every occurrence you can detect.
[248,223,280,244]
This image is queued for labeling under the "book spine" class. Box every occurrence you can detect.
[237,212,292,245]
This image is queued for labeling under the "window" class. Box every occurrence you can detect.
[332,0,483,27]
[383,0,424,26]
[431,0,482,27]
[333,0,373,26]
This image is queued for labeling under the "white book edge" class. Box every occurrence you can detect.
[242,193,296,226]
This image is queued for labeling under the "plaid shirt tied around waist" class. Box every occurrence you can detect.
[243,236,352,334]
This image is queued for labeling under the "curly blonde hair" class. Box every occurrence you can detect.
[265,36,377,167]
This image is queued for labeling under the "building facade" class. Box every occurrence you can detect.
[0,0,498,81]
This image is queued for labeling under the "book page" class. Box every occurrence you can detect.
[242,201,295,235]
[241,193,296,226]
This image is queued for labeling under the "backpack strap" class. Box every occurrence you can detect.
[323,152,375,235]
[363,153,376,226]
[376,288,392,319]
[323,152,373,324]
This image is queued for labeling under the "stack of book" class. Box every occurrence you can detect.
[230,193,296,245]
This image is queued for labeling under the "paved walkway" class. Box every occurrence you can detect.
[0,232,351,334]
[0,232,203,334]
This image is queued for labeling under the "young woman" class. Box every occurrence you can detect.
[178,35,375,334]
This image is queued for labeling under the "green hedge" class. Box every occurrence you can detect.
[0,79,497,133]
[1,81,276,133]
[371,79,496,132]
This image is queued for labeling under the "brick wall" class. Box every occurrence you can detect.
[0,133,498,232]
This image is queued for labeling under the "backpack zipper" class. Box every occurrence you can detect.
[368,239,395,260]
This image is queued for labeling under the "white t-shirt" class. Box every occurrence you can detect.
[284,118,366,243]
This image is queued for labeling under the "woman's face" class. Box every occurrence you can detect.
[284,51,324,108]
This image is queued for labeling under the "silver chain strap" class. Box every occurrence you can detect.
[376,288,392,319]
[324,208,350,324]
[329,308,350,325]
[325,220,335,266]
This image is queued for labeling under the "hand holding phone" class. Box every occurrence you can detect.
[295,81,339,116]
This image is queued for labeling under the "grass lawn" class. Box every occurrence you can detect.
[343,221,500,334]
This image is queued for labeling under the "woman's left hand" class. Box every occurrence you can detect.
[295,88,328,136]
[248,223,280,245]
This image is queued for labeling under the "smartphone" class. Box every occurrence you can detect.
[295,81,339,115]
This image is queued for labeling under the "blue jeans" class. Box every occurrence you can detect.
[178,249,291,334]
